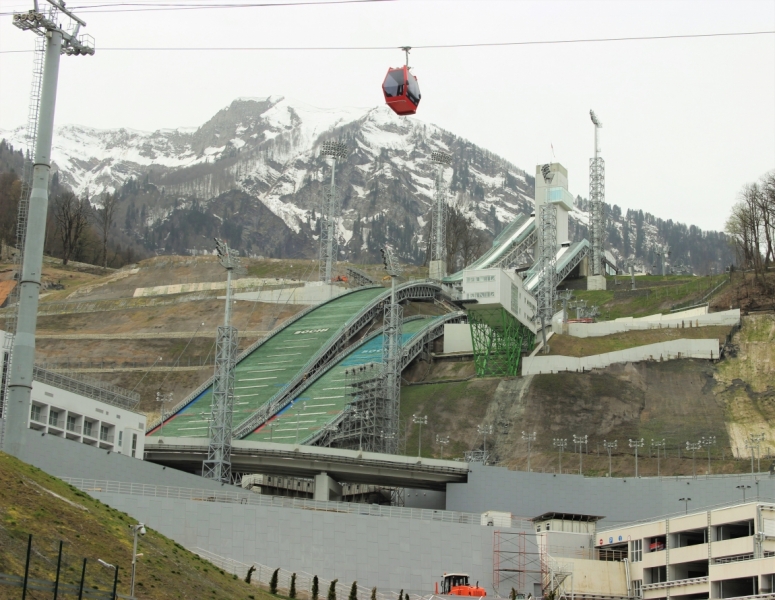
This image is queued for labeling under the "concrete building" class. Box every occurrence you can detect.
[596,500,775,599]
[1,329,145,459]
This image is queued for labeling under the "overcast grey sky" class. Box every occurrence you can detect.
[1,0,774,232]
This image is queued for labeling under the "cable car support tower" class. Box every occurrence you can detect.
[429,151,451,280]
[2,1,94,454]
[203,239,241,483]
[319,142,348,283]
[588,110,606,290]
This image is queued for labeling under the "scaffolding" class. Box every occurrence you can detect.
[468,307,534,377]
[493,531,544,597]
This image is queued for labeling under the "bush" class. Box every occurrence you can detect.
[270,569,279,595]
[371,587,377,600]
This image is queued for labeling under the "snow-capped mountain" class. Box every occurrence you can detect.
[0,96,731,271]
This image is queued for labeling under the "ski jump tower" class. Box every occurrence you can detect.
[587,110,606,290]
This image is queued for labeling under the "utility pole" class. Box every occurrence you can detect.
[553,438,567,473]
[413,414,427,457]
[319,142,348,284]
[203,238,240,483]
[128,523,146,598]
[429,151,452,280]
[573,434,588,475]
[629,438,644,477]
[651,438,665,477]
[522,431,536,472]
[2,1,94,456]
[604,440,617,477]
[381,247,403,454]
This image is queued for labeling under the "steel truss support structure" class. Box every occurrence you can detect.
[535,199,558,334]
[491,229,537,270]
[468,308,534,377]
[345,266,376,287]
[589,110,605,277]
[203,239,240,483]
[429,151,452,280]
[319,142,348,282]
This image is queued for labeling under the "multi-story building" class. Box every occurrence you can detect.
[596,501,775,599]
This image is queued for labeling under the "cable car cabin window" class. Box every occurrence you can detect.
[406,73,421,105]
[383,69,405,97]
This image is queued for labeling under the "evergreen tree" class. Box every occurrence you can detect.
[290,573,297,599]
[312,576,320,600]
[371,587,377,600]
[270,569,279,594]
[328,579,338,600]
[348,581,358,600]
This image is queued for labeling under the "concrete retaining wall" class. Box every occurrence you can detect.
[522,338,719,374]
[554,309,740,338]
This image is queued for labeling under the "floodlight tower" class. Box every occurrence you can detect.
[429,151,452,280]
[203,238,240,483]
[319,141,348,283]
[588,110,606,290]
[2,1,94,455]
[380,247,403,454]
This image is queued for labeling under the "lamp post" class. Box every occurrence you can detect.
[522,431,536,472]
[413,414,428,457]
[573,434,588,475]
[129,523,146,597]
[295,401,307,445]
[268,421,277,442]
[651,439,666,477]
[629,438,644,477]
[679,497,691,515]
[603,440,617,477]
[736,484,751,502]
[155,391,173,436]
[436,435,449,459]
[750,433,766,473]
[553,438,568,473]
[701,436,716,475]
[686,441,702,477]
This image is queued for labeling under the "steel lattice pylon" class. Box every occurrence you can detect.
[429,151,451,280]
[589,110,605,277]
[381,300,403,453]
[203,239,240,483]
[468,307,534,377]
[319,142,348,283]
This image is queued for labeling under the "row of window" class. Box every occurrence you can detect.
[31,404,114,442]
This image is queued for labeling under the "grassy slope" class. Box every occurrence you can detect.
[0,452,272,600]
[548,326,732,357]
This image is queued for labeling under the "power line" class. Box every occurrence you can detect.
[2,30,773,54]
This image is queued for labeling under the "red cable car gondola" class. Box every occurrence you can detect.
[382,47,421,116]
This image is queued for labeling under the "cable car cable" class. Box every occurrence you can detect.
[2,29,772,53]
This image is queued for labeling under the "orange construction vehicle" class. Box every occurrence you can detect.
[435,573,486,597]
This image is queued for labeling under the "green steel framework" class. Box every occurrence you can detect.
[468,307,535,377]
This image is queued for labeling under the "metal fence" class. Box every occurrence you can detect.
[33,365,140,410]
[62,477,533,530]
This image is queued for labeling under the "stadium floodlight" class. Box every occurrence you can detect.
[413,414,428,457]
[541,163,554,183]
[629,438,645,477]
[701,436,716,475]
[436,435,450,459]
[736,484,751,502]
[553,438,568,473]
[380,246,402,278]
[603,440,617,477]
[478,424,494,455]
[321,141,348,160]
[522,431,537,472]
[573,434,588,475]
[431,151,452,165]
[590,109,602,127]
[686,441,702,477]
[651,438,666,477]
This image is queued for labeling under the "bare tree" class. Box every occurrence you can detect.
[53,190,91,266]
[96,191,118,268]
